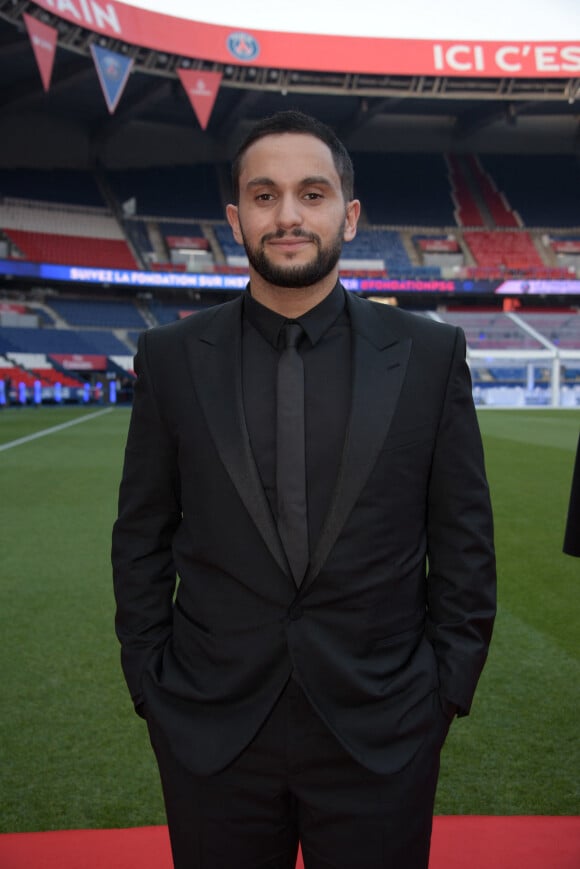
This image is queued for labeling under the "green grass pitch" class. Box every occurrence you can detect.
[1,405,578,831]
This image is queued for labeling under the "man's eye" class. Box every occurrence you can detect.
[256,193,274,201]
[304,192,323,200]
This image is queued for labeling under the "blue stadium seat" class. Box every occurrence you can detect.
[49,299,148,329]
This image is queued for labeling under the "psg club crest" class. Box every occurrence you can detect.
[227,32,260,62]
[102,53,123,80]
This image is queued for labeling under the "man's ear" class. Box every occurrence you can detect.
[343,199,361,242]
[226,204,243,245]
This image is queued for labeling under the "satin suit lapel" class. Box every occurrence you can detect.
[303,293,411,591]
[187,297,289,577]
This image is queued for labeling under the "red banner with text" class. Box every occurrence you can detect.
[51,354,108,370]
[418,239,460,253]
[30,1,580,78]
[0,302,28,314]
[23,13,58,92]
[552,240,580,254]
[166,236,210,250]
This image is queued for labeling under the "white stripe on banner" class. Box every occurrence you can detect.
[0,408,114,452]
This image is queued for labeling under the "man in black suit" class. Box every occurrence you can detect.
[112,111,496,869]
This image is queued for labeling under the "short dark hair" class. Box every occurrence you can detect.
[231,110,355,203]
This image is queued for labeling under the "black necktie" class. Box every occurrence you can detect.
[277,323,309,585]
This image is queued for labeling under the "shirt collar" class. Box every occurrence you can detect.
[243,281,346,350]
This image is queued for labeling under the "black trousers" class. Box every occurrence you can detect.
[147,679,448,869]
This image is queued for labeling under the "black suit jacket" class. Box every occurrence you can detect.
[563,432,580,557]
[112,291,496,775]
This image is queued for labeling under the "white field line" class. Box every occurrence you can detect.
[0,407,114,452]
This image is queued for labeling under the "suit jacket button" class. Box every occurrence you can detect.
[289,606,303,621]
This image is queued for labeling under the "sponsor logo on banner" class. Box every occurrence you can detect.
[50,354,108,370]
[0,303,27,313]
[89,43,133,113]
[177,69,222,130]
[551,240,580,254]
[418,239,460,253]
[23,13,58,92]
[227,32,260,61]
[166,236,209,250]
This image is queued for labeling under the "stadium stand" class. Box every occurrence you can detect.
[123,220,155,263]
[0,198,138,269]
[0,149,578,307]
[435,310,545,350]
[0,353,89,405]
[6,353,83,387]
[467,156,519,228]
[447,154,486,227]
[0,358,38,389]
[147,300,204,326]
[106,166,225,220]
[5,230,137,269]
[49,298,149,329]
[157,221,215,271]
[1,154,578,279]
[477,155,580,228]
[0,169,105,208]
[33,307,57,326]
[160,221,206,241]
[463,230,545,274]
[213,223,246,263]
[353,153,457,226]
[342,228,411,272]
[126,330,146,346]
[0,327,131,356]
[431,308,578,407]
[519,311,580,349]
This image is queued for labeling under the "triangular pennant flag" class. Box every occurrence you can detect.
[90,44,134,114]
[23,13,58,93]
[177,69,222,131]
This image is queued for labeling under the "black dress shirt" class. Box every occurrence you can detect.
[242,282,351,556]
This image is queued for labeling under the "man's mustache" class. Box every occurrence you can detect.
[261,229,319,244]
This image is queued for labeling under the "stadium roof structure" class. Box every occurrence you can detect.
[0,0,579,169]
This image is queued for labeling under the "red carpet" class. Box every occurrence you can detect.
[0,817,578,868]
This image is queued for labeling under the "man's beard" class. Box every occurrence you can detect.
[241,225,344,289]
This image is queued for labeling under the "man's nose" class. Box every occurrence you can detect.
[275,194,303,229]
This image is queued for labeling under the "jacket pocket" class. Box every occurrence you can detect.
[372,617,425,650]
[379,424,433,454]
